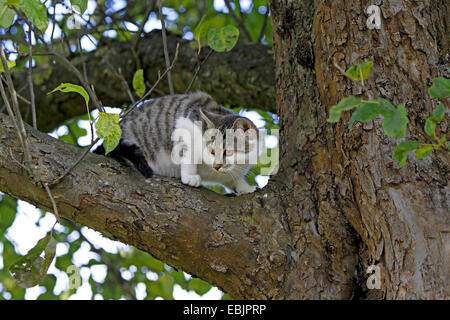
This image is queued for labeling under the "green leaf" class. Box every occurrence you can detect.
[207,25,239,52]
[415,145,434,160]
[0,0,16,29]
[59,119,88,146]
[394,140,421,168]
[49,83,90,121]
[245,165,260,187]
[0,194,17,231]
[132,69,145,98]
[95,113,122,155]
[327,96,362,123]
[171,270,189,290]
[222,293,233,300]
[69,0,87,15]
[188,278,212,296]
[193,15,210,43]
[424,104,445,137]
[193,14,228,50]
[382,104,409,139]
[424,118,436,137]
[0,58,15,73]
[346,61,374,81]
[49,83,89,107]
[204,184,229,194]
[3,0,19,5]
[146,256,166,273]
[9,232,57,288]
[431,103,445,121]
[377,98,396,112]
[428,77,450,99]
[18,0,49,33]
[348,101,391,130]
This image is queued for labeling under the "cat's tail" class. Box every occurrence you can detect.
[92,141,153,179]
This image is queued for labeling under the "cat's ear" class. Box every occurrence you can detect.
[232,117,257,133]
[199,108,218,128]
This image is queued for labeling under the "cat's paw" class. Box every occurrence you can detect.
[235,184,257,195]
[181,174,201,187]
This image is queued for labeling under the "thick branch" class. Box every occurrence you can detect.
[11,31,275,131]
[0,112,288,299]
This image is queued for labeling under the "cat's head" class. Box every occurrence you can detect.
[200,109,260,173]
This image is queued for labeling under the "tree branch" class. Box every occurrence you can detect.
[0,112,288,299]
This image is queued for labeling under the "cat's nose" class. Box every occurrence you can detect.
[213,163,222,171]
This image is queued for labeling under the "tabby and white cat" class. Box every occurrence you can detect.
[101,91,259,194]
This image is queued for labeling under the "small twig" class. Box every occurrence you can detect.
[121,42,180,119]
[50,1,57,43]
[197,0,206,24]
[224,0,252,42]
[333,60,372,99]
[133,0,156,49]
[17,50,55,57]
[80,33,97,49]
[130,46,142,71]
[78,36,89,84]
[334,61,367,86]
[51,137,100,186]
[17,92,31,105]
[59,33,66,56]
[185,48,214,93]
[9,147,28,171]
[360,68,365,87]
[0,43,33,175]
[2,56,60,230]
[257,9,269,43]
[105,60,136,104]
[1,76,31,105]
[44,183,60,223]
[49,45,104,111]
[26,25,37,129]
[144,81,165,96]
[0,83,27,166]
[333,61,352,80]
[0,74,21,137]
[14,7,104,113]
[132,1,156,70]
[158,0,174,95]
[119,68,136,104]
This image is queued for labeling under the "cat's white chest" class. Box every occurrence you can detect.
[148,116,255,194]
[151,150,181,178]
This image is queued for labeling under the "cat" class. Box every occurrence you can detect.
[95,91,260,194]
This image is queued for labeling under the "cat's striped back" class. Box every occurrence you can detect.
[120,91,232,170]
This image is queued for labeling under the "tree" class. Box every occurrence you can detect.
[0,0,448,300]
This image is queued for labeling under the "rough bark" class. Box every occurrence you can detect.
[269,0,449,299]
[0,112,292,299]
[10,31,276,132]
[0,0,448,300]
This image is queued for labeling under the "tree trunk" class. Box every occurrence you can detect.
[0,0,448,299]
[268,0,449,299]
